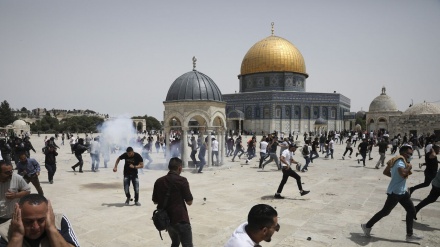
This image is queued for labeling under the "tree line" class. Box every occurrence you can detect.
[0,100,163,134]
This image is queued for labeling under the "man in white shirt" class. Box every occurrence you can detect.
[211,138,219,166]
[325,138,335,159]
[259,137,269,168]
[69,135,76,154]
[89,137,101,172]
[225,204,279,247]
[274,144,310,199]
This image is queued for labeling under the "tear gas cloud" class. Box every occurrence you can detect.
[97,116,142,153]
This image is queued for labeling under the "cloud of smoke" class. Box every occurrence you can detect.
[97,116,141,153]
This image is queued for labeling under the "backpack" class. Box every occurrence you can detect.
[302,144,309,156]
[152,209,170,240]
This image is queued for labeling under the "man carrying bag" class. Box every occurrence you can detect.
[152,157,194,246]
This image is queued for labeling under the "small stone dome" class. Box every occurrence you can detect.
[165,69,223,102]
[403,102,440,115]
[356,111,366,119]
[12,120,27,127]
[314,117,327,125]
[369,87,398,112]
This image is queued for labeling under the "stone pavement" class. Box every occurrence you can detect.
[16,135,440,246]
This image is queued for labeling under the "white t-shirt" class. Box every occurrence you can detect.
[224,222,256,247]
[212,140,219,151]
[281,149,294,168]
[260,141,268,154]
[89,140,101,154]
[328,140,334,149]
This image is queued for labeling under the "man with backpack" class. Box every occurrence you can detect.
[152,157,193,246]
[71,138,88,173]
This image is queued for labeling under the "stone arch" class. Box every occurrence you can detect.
[166,116,182,127]
[185,111,209,127]
[132,118,146,133]
[211,110,227,128]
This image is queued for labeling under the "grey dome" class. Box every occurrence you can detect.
[356,110,366,119]
[315,117,327,125]
[369,87,398,112]
[165,70,223,102]
[403,102,440,115]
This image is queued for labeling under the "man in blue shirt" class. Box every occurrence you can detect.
[361,145,422,241]
[17,153,44,196]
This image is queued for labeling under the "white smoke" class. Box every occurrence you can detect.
[97,116,142,154]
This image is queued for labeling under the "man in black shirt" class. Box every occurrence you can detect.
[113,147,144,206]
[310,138,319,163]
[410,144,439,195]
[357,139,369,167]
[375,139,389,169]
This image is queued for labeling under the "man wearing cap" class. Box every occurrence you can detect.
[113,147,144,206]
[274,143,310,199]
[409,144,439,195]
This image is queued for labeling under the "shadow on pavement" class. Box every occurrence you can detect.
[348,232,420,246]
[101,202,127,207]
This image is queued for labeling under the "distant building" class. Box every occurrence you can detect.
[367,87,440,138]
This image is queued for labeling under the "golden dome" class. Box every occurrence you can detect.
[240,35,308,77]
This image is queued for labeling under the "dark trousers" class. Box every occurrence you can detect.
[232,148,244,160]
[45,163,57,182]
[124,175,139,202]
[343,147,353,156]
[72,154,83,171]
[276,167,303,193]
[24,174,44,195]
[412,170,436,192]
[198,155,206,173]
[310,150,319,162]
[415,185,440,213]
[366,192,415,235]
[359,152,366,165]
[212,151,219,165]
[190,150,197,165]
[167,222,193,247]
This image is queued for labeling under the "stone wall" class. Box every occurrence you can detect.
[389,114,440,136]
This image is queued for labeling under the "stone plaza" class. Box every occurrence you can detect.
[15,134,440,246]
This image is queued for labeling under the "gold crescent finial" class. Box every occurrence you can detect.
[192,56,197,71]
[271,22,274,36]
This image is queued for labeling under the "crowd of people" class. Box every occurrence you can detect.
[0,128,438,246]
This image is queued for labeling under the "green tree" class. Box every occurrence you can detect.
[0,100,17,127]
[355,117,366,131]
[60,116,104,133]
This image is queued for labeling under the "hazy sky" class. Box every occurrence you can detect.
[1,0,439,120]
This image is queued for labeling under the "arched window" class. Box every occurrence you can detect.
[275,106,282,118]
[263,106,270,119]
